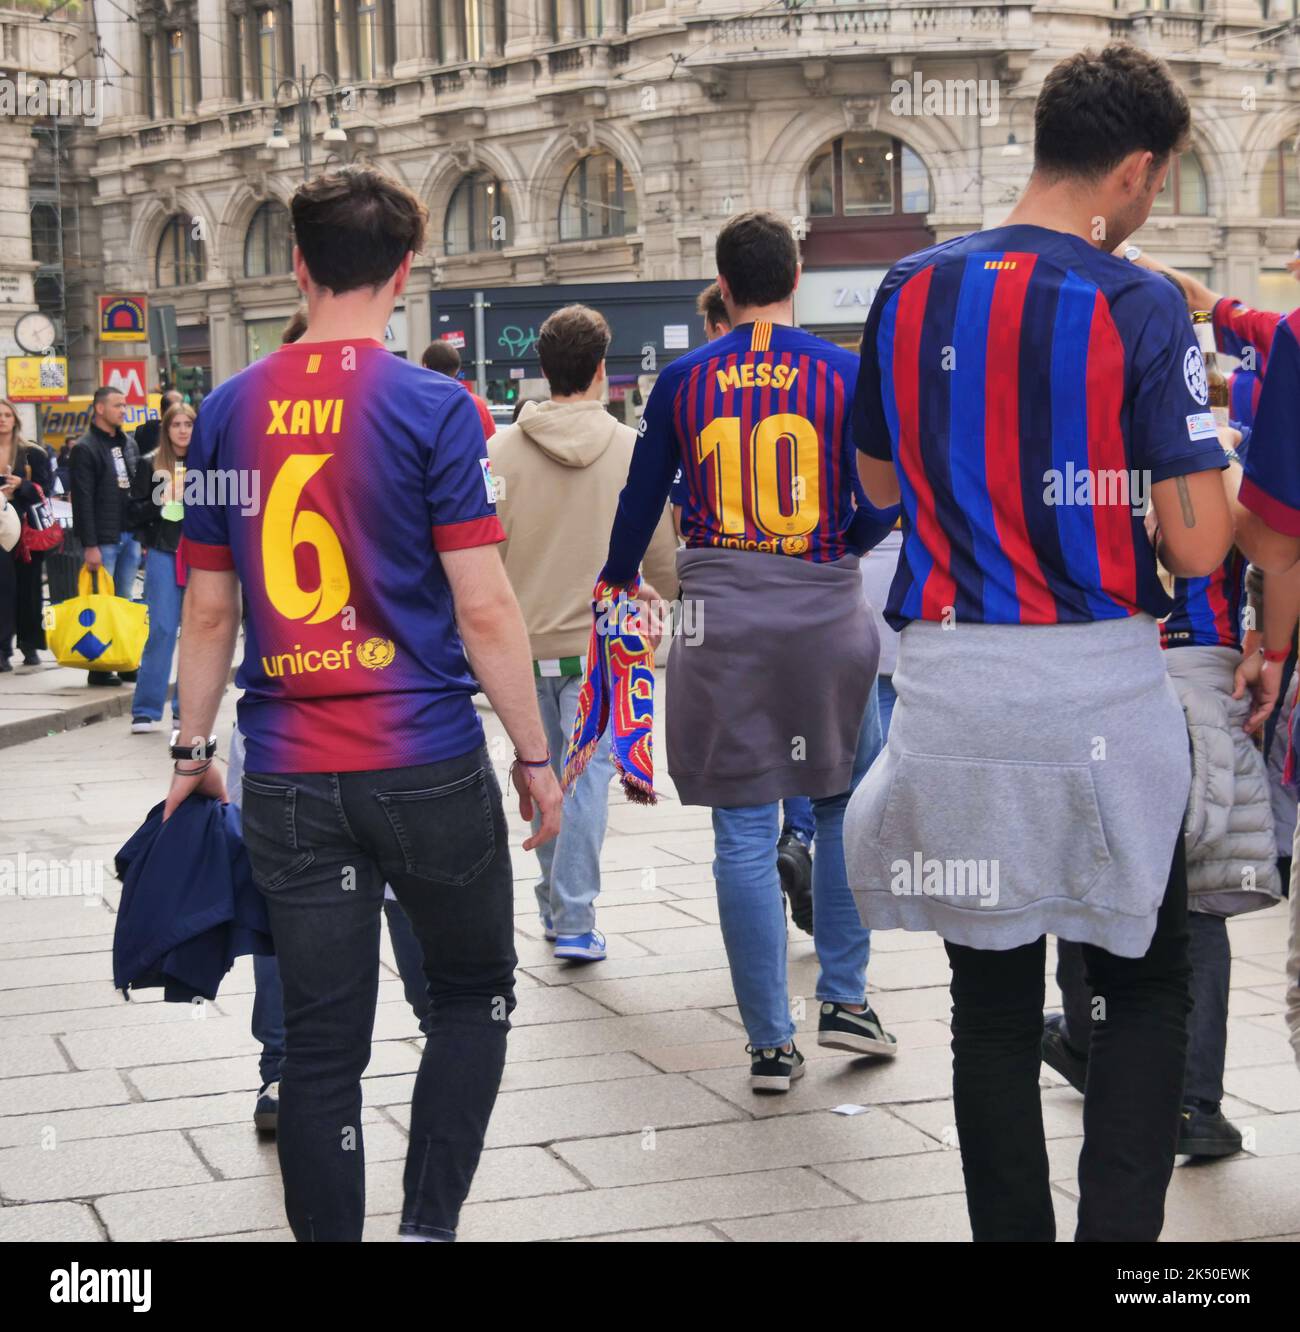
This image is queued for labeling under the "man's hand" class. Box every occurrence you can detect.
[1,475,19,499]
[83,545,102,570]
[163,762,227,821]
[629,579,666,651]
[1217,424,1243,453]
[1233,651,1283,736]
[513,762,563,850]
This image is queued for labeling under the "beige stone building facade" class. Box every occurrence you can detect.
[3,0,1300,405]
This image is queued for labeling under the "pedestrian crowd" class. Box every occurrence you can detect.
[8,40,1300,1245]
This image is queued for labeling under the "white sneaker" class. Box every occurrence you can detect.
[131,717,159,734]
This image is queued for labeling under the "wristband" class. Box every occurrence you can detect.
[170,731,218,761]
[1261,648,1290,664]
[513,750,551,768]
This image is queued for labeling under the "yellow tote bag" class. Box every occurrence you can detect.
[44,565,149,673]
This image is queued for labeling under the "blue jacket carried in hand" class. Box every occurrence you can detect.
[113,797,273,1002]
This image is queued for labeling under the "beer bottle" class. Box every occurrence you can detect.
[1192,310,1230,427]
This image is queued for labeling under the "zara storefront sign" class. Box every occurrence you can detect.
[794,269,889,328]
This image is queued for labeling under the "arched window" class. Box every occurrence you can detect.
[244,201,294,277]
[155,214,206,287]
[558,152,637,241]
[1151,150,1208,216]
[1260,138,1300,218]
[445,175,511,255]
[806,133,931,219]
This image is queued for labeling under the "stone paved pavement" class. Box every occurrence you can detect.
[1,682,1299,1242]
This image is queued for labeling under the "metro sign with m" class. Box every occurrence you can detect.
[100,359,149,406]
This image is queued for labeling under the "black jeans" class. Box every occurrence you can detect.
[944,836,1191,1242]
[1058,907,1230,1109]
[240,745,517,1243]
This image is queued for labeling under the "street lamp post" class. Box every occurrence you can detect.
[266,66,348,181]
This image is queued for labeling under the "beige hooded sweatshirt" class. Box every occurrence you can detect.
[489,399,681,662]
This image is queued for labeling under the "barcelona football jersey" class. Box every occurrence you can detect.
[604,321,894,584]
[1240,310,1300,537]
[182,338,504,774]
[853,224,1227,630]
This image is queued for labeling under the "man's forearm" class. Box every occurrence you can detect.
[1263,563,1300,654]
[458,599,550,761]
[175,580,241,750]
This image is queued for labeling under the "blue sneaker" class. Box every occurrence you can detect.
[554,929,606,962]
[540,914,557,941]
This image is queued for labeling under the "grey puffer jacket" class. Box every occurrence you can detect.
[1167,645,1282,915]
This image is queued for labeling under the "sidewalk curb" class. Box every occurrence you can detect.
[0,669,240,752]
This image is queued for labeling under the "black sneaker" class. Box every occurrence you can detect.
[254,1081,279,1134]
[747,1042,806,1093]
[817,1002,899,1057]
[0,657,10,674]
[21,650,39,666]
[87,671,121,687]
[118,669,138,683]
[776,833,814,936]
[1041,1013,1088,1094]
[1178,1104,1243,1159]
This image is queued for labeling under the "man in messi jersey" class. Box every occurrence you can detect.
[604,210,900,1092]
[849,45,1235,1241]
[162,169,562,1243]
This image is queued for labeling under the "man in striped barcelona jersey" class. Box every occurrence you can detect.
[603,210,900,1093]
[164,169,563,1242]
[846,45,1236,1241]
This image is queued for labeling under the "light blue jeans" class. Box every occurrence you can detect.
[877,674,897,741]
[712,681,883,1048]
[99,533,141,601]
[531,673,615,936]
[133,548,183,721]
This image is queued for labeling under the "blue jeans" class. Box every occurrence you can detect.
[712,683,884,1047]
[99,533,141,600]
[232,728,434,1086]
[531,673,614,936]
[133,548,183,721]
[780,797,815,845]
[877,674,897,741]
[240,747,517,1242]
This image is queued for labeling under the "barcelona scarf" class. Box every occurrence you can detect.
[563,577,657,804]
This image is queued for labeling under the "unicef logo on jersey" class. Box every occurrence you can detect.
[1183,346,1209,406]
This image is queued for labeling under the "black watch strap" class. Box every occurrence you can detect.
[170,732,218,762]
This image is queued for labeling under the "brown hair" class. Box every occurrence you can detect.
[696,281,730,333]
[715,210,799,310]
[290,168,428,295]
[281,308,308,345]
[154,402,196,479]
[1034,44,1190,181]
[537,305,611,397]
[421,340,461,375]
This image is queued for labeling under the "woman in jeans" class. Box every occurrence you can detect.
[0,397,54,671]
[129,403,194,733]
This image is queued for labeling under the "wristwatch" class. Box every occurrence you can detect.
[169,731,219,761]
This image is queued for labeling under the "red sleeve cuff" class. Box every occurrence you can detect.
[432,515,506,552]
[1239,475,1300,538]
[181,536,236,570]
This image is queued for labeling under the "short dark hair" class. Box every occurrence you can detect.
[421,340,461,375]
[160,388,183,410]
[281,309,308,345]
[290,168,428,295]
[715,210,799,310]
[537,305,611,396]
[92,386,123,408]
[697,281,729,331]
[1034,44,1190,182]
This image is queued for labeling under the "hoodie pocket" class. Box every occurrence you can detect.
[873,753,1113,915]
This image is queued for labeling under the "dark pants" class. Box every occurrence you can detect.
[945,837,1192,1242]
[240,746,517,1243]
[1058,906,1230,1110]
[252,897,435,1086]
[0,548,44,656]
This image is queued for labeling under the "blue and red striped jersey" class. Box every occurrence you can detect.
[1161,551,1248,652]
[1240,310,1300,536]
[1214,296,1284,430]
[604,321,896,584]
[853,224,1227,629]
